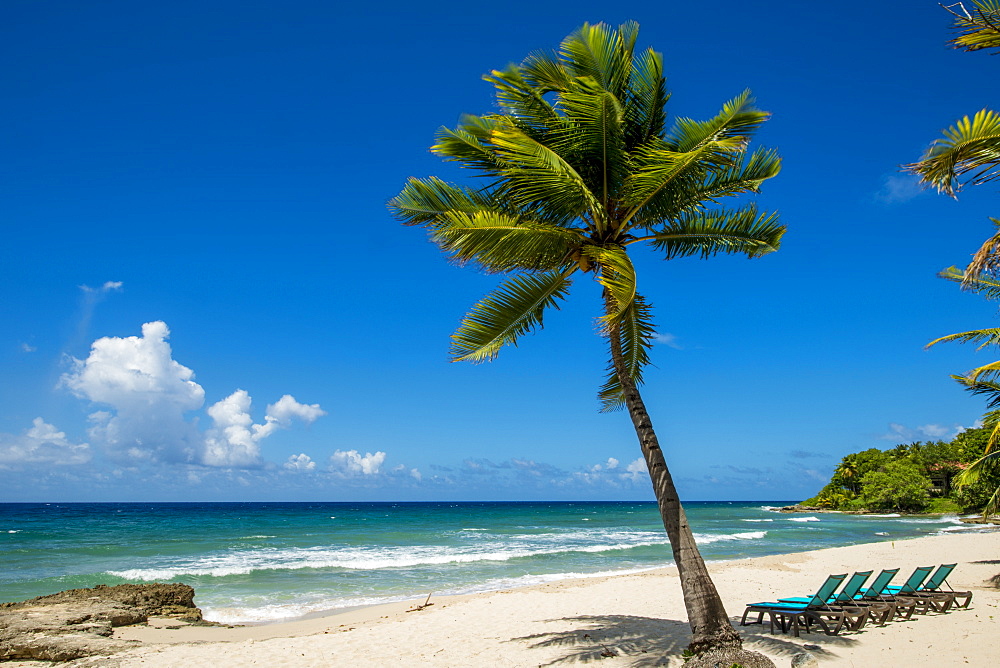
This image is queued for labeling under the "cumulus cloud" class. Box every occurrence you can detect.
[330,449,386,476]
[875,174,925,204]
[654,333,683,349]
[21,343,37,353]
[61,321,325,467]
[284,453,316,471]
[203,391,325,467]
[622,457,646,481]
[61,321,204,463]
[0,418,90,466]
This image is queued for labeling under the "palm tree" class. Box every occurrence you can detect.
[390,22,783,653]
[927,267,1000,515]
[907,2,1000,282]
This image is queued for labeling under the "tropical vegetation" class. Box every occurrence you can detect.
[803,426,1000,513]
[390,22,783,654]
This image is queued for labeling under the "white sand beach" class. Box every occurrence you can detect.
[53,530,996,667]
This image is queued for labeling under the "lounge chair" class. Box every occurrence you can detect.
[879,565,945,614]
[851,567,917,622]
[740,574,868,637]
[886,563,973,610]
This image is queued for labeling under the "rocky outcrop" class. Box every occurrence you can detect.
[0,583,202,662]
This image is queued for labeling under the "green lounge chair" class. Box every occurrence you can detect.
[880,565,943,614]
[852,567,917,622]
[886,563,973,610]
[741,574,868,637]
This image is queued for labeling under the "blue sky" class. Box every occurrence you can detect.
[2,0,998,502]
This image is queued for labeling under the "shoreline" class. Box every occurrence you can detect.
[84,531,1000,667]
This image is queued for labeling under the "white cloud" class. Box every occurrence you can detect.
[284,453,316,471]
[0,418,90,466]
[61,321,325,467]
[654,333,683,349]
[80,281,124,294]
[330,449,386,476]
[622,457,646,481]
[879,422,965,442]
[410,468,422,481]
[203,391,326,467]
[61,321,204,463]
[875,174,925,204]
[20,343,36,353]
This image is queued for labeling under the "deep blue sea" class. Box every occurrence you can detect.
[1,501,995,624]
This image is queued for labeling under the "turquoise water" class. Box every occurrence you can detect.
[1,501,994,623]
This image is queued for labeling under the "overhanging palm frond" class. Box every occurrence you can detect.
[599,294,655,412]
[640,206,784,259]
[665,90,770,152]
[963,219,1000,282]
[927,327,1000,351]
[947,0,1000,53]
[450,269,574,362]
[906,108,1000,196]
[388,177,493,227]
[431,210,581,272]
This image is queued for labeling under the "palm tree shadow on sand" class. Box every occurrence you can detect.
[506,614,858,666]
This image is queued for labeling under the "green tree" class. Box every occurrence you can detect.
[390,23,783,654]
[857,460,932,512]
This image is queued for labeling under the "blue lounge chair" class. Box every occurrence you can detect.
[886,564,973,610]
[741,574,868,637]
[882,565,944,614]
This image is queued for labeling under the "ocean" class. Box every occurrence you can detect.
[1,501,995,624]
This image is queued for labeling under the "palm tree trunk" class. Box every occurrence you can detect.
[608,322,742,653]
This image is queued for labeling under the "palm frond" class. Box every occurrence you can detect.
[486,65,561,134]
[559,22,638,100]
[450,270,574,362]
[947,0,1000,53]
[963,219,1000,283]
[432,115,507,173]
[636,147,782,226]
[927,327,1000,351]
[598,294,655,411]
[938,264,1000,298]
[664,90,770,152]
[621,137,745,224]
[623,47,668,149]
[431,210,581,272]
[640,206,784,259]
[906,108,1000,196]
[584,245,638,325]
[489,120,602,222]
[557,78,627,207]
[388,177,492,227]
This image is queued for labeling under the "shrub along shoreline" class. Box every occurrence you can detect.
[802,426,1000,514]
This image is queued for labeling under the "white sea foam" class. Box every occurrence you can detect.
[106,529,672,581]
[7,530,21,534]
[760,506,784,512]
[786,517,820,522]
[742,519,774,522]
[866,513,901,518]
[693,531,767,544]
